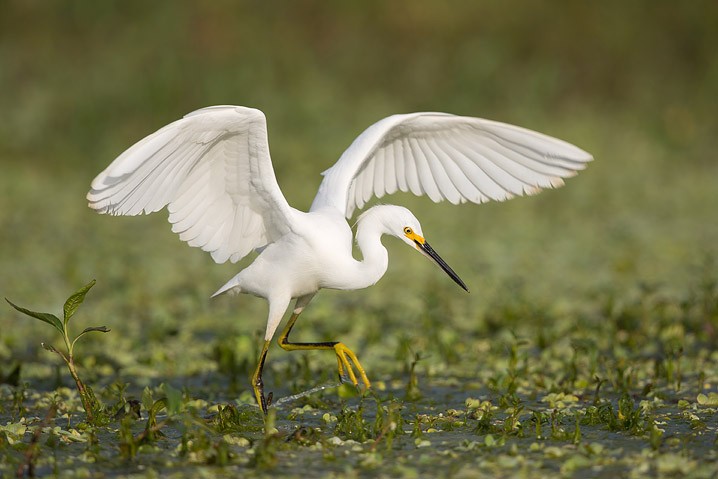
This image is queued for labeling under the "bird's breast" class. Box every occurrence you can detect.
[237,211,355,299]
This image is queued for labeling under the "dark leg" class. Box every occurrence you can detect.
[251,340,272,414]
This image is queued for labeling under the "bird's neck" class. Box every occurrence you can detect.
[349,213,390,290]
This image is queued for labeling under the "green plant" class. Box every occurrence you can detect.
[6,279,110,424]
[372,399,405,450]
[404,352,423,401]
[334,403,371,442]
[251,408,282,468]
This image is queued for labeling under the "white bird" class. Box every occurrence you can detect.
[87,105,592,413]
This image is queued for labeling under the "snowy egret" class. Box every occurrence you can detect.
[87,105,592,413]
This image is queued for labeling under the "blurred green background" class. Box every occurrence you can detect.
[1,1,717,375]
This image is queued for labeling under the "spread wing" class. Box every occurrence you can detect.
[310,112,593,218]
[87,105,296,263]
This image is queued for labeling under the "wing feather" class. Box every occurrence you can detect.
[361,155,375,205]
[409,137,442,202]
[427,137,483,203]
[143,143,202,213]
[382,148,397,195]
[401,138,423,196]
[87,105,296,264]
[392,142,407,193]
[310,112,592,217]
[418,137,462,204]
[372,147,385,197]
[447,138,521,201]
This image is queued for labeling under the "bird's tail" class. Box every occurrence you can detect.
[211,276,242,298]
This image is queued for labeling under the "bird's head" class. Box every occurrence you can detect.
[368,205,469,292]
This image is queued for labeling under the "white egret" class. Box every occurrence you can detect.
[87,105,592,413]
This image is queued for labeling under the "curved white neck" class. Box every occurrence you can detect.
[329,209,390,291]
[353,216,389,289]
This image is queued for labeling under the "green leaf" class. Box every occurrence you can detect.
[162,383,183,415]
[41,342,59,353]
[697,393,718,406]
[80,326,111,335]
[6,298,64,336]
[71,326,111,350]
[141,386,154,414]
[63,279,96,326]
[147,398,168,428]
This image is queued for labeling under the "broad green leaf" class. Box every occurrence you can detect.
[63,279,96,325]
[6,298,64,335]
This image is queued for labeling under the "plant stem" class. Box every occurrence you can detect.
[66,356,94,423]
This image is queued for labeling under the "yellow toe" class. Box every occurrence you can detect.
[333,342,371,390]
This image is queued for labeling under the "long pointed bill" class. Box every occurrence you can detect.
[416,240,469,292]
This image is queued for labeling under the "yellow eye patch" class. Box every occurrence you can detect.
[403,227,425,245]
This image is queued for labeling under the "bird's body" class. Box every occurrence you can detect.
[87,105,592,413]
[215,209,351,299]
[214,205,434,341]
[213,207,358,338]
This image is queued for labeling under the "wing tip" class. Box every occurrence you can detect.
[183,105,266,122]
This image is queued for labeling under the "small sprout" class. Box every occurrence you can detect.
[404,352,424,401]
[572,411,582,445]
[592,376,606,405]
[532,411,546,440]
[6,280,109,424]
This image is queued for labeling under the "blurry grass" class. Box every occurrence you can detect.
[1,1,718,477]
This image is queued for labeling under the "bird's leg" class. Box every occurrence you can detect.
[251,339,272,415]
[277,311,371,390]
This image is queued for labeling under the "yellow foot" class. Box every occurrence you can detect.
[334,342,371,390]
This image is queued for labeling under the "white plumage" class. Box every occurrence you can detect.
[311,112,588,216]
[87,105,592,413]
[89,106,293,264]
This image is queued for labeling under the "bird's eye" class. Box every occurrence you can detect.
[403,227,413,235]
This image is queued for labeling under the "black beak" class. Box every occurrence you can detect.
[416,240,469,292]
